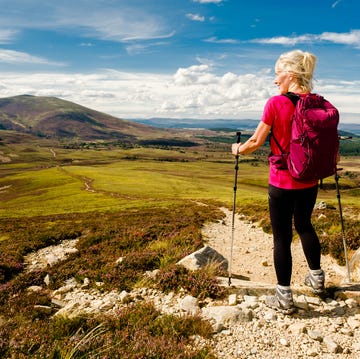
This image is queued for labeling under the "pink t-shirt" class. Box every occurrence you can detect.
[261,94,318,189]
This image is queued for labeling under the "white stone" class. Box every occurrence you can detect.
[81,277,90,288]
[119,290,130,303]
[306,296,322,306]
[45,254,60,266]
[347,317,360,330]
[27,285,43,292]
[279,338,289,346]
[306,348,319,357]
[228,293,237,306]
[263,310,277,321]
[345,298,358,308]
[295,295,309,310]
[352,342,360,352]
[179,295,199,315]
[52,283,76,296]
[349,247,360,282]
[288,322,307,335]
[323,337,342,354]
[44,274,51,286]
[115,256,124,264]
[307,330,323,341]
[202,306,242,332]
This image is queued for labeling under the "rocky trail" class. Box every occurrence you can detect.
[203,207,348,290]
[24,207,360,358]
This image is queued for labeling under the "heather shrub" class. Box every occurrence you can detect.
[102,302,215,358]
[313,207,360,265]
[40,203,222,292]
[0,251,23,283]
[0,270,48,310]
[46,303,215,359]
[0,202,223,358]
[0,215,83,285]
[154,264,226,300]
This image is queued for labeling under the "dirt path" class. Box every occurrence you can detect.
[202,207,348,288]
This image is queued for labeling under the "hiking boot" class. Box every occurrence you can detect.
[265,285,295,315]
[304,269,325,294]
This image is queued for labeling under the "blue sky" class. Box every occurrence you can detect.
[0,0,359,123]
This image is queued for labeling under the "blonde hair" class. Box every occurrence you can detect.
[275,50,317,92]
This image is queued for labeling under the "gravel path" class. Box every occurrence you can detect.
[200,208,360,359]
[203,207,347,289]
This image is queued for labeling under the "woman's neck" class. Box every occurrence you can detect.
[288,83,307,94]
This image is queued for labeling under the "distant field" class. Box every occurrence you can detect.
[0,156,267,218]
[0,144,359,218]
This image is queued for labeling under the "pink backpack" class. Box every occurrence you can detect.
[270,92,339,181]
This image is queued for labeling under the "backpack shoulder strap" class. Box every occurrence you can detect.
[270,130,285,154]
[283,91,301,106]
[269,92,300,153]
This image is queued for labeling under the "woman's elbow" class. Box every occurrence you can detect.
[252,137,265,149]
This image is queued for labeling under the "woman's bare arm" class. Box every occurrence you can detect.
[231,121,271,156]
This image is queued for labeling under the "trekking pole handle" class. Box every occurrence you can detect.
[236,131,242,144]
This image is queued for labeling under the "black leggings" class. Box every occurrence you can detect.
[268,184,321,286]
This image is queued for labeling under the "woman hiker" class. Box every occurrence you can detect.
[231,49,325,314]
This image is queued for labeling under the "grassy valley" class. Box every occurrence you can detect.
[0,95,359,358]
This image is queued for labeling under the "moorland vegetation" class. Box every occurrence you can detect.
[0,95,359,358]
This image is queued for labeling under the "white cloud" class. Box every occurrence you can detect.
[168,66,274,117]
[0,66,359,122]
[54,8,175,42]
[79,42,94,47]
[125,41,171,55]
[319,30,360,47]
[0,1,174,43]
[193,0,223,3]
[251,35,313,46]
[251,30,360,48]
[332,0,342,8]
[0,29,18,44]
[205,36,239,44]
[186,13,205,22]
[125,43,149,55]
[0,49,64,66]
[174,64,216,85]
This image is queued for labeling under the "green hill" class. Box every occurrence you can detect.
[0,94,169,142]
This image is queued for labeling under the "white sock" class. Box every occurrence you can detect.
[277,284,291,291]
[310,269,323,275]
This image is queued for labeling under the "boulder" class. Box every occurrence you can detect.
[177,246,228,271]
[349,247,360,282]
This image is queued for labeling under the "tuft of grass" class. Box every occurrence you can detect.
[53,324,106,359]
[47,303,216,359]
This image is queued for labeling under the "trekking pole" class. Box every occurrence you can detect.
[229,131,241,286]
[334,168,351,283]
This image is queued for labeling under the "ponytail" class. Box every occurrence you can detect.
[276,50,317,92]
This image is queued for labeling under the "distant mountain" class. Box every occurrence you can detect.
[133,117,360,135]
[131,117,259,131]
[1,95,358,146]
[338,123,360,136]
[0,95,168,142]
